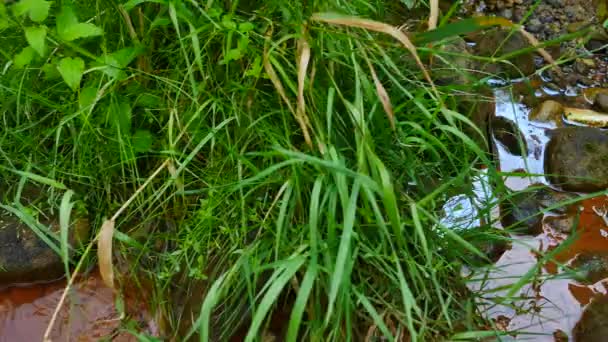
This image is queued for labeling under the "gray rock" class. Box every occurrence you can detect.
[527,18,542,33]
[574,296,608,342]
[500,185,572,235]
[545,127,608,192]
[491,116,528,156]
[500,8,513,20]
[0,214,89,285]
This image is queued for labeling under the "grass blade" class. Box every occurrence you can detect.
[59,190,74,273]
[326,180,360,323]
[245,256,306,342]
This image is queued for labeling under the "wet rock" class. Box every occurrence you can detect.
[491,116,527,156]
[459,227,511,266]
[459,88,495,153]
[544,215,576,234]
[476,28,535,78]
[0,214,89,285]
[433,37,473,85]
[574,296,608,342]
[553,329,568,342]
[545,127,608,192]
[500,185,572,235]
[594,93,608,112]
[571,251,608,284]
[529,100,563,124]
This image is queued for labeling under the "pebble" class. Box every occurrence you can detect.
[595,93,608,112]
[575,59,590,74]
[527,18,542,33]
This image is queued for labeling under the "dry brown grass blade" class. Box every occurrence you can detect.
[311,13,439,99]
[519,27,563,77]
[296,37,313,147]
[428,0,438,30]
[367,61,395,129]
[264,28,314,147]
[98,219,115,289]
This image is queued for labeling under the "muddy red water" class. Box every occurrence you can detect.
[468,195,608,341]
[0,270,153,341]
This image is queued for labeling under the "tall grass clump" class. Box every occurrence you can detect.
[0,0,505,340]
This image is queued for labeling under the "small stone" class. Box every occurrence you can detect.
[529,100,563,123]
[575,59,590,74]
[540,15,554,24]
[547,0,564,6]
[527,18,542,33]
[553,330,568,342]
[500,8,513,19]
[545,127,608,192]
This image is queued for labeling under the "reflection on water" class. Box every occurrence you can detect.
[460,87,608,341]
[0,270,154,341]
[439,168,496,231]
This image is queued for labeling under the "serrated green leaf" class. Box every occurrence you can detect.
[13,0,51,22]
[57,5,103,41]
[13,46,35,68]
[132,130,153,153]
[24,26,46,56]
[58,57,85,91]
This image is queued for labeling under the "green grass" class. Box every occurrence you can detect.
[0,0,523,340]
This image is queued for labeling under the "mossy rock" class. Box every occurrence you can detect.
[476,28,536,78]
[574,296,608,342]
[545,127,608,192]
[571,251,608,284]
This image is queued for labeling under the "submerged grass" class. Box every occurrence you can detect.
[0,0,521,340]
